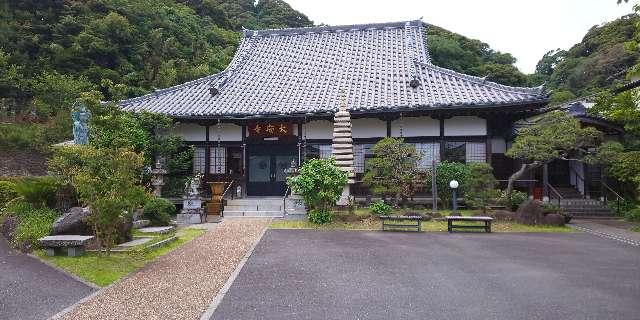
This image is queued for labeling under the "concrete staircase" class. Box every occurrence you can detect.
[557,198,615,218]
[222,198,284,217]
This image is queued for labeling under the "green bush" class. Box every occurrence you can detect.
[625,207,640,221]
[0,181,18,205]
[465,163,499,214]
[308,209,333,224]
[3,201,33,218]
[499,190,528,211]
[143,198,175,226]
[287,158,347,223]
[14,176,60,208]
[369,200,392,215]
[13,207,59,249]
[607,198,637,217]
[425,161,471,209]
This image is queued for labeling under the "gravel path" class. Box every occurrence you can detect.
[60,218,270,320]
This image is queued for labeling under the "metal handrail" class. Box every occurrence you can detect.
[601,181,624,214]
[282,185,291,215]
[545,182,564,206]
[568,166,586,198]
[219,180,235,217]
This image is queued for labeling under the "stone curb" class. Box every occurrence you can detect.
[569,224,640,247]
[199,221,270,320]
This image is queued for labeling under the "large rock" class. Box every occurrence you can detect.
[515,200,544,225]
[543,213,565,226]
[51,206,133,243]
[52,207,93,235]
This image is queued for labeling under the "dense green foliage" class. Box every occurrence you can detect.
[0,181,18,206]
[498,190,528,212]
[143,198,175,226]
[1,201,60,251]
[427,25,529,86]
[425,161,471,209]
[362,137,423,206]
[0,0,310,151]
[369,200,392,216]
[13,176,60,208]
[49,145,150,252]
[465,163,500,214]
[287,158,347,224]
[531,14,640,104]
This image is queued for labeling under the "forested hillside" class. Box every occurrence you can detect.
[0,0,592,153]
[531,14,640,104]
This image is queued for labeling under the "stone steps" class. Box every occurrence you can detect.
[223,198,284,217]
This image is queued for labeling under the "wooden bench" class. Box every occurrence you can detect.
[445,216,493,233]
[38,235,94,257]
[379,215,423,232]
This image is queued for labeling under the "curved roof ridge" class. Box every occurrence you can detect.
[244,20,423,37]
[416,60,545,96]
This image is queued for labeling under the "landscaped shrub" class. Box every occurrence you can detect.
[465,163,500,214]
[498,190,528,211]
[607,198,637,217]
[362,137,424,206]
[425,161,471,209]
[143,198,175,226]
[369,200,391,215]
[287,158,347,224]
[625,207,640,221]
[0,181,18,205]
[308,209,333,224]
[13,207,59,251]
[14,176,60,208]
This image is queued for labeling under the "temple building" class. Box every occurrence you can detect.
[119,20,549,199]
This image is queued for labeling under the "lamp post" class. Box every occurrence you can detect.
[449,180,459,216]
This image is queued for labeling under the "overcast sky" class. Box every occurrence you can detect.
[285,0,637,74]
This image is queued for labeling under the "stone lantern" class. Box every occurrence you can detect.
[150,156,167,197]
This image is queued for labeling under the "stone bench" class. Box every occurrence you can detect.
[38,235,94,257]
[379,215,423,232]
[445,216,493,233]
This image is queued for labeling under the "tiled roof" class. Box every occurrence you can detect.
[120,20,547,117]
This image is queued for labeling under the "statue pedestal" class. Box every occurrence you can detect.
[336,185,352,206]
[285,193,307,216]
[177,196,203,224]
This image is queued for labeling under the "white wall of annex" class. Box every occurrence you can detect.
[391,116,439,137]
[491,137,507,154]
[444,116,487,136]
[352,118,386,138]
[173,123,206,141]
[304,120,333,139]
[208,123,242,141]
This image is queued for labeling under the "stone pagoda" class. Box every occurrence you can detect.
[332,94,355,205]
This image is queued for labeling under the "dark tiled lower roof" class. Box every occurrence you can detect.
[120,20,547,117]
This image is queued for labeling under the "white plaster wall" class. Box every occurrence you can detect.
[391,116,439,137]
[444,116,487,136]
[208,123,242,141]
[491,137,507,154]
[352,118,386,138]
[173,123,206,141]
[304,120,333,140]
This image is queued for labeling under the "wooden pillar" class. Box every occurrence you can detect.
[439,117,445,161]
[386,119,391,137]
[241,124,247,198]
[204,125,211,177]
[297,121,303,166]
[542,163,549,202]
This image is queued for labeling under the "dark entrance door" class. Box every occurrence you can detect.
[548,160,570,186]
[247,144,297,196]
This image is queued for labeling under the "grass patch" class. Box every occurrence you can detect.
[631,226,640,233]
[35,227,206,287]
[271,207,573,233]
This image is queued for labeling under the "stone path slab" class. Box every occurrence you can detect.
[137,226,176,234]
[116,238,152,248]
[58,218,270,320]
[0,237,95,320]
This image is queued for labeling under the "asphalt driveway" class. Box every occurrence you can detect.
[212,230,640,320]
[0,237,95,320]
